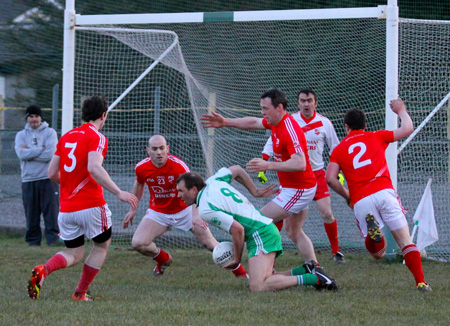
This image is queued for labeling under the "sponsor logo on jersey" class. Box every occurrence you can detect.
[211,217,221,226]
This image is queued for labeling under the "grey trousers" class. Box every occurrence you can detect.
[22,179,60,246]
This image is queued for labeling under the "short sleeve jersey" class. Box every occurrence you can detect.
[135,154,189,214]
[196,167,273,240]
[55,123,107,212]
[329,129,395,205]
[262,114,316,189]
[262,111,339,171]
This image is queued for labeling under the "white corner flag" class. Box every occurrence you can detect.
[411,178,439,251]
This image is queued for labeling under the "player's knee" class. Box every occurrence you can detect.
[321,211,335,223]
[284,225,301,240]
[249,282,265,292]
[369,247,386,260]
[131,238,146,252]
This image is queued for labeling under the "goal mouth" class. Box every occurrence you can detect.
[65,10,449,260]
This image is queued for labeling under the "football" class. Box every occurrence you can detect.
[212,241,234,267]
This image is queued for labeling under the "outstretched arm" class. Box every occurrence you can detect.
[123,180,145,228]
[390,98,413,141]
[247,152,306,173]
[88,151,138,208]
[228,165,278,198]
[201,111,265,130]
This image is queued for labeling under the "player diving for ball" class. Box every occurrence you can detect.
[176,165,338,292]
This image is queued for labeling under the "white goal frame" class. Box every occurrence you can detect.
[62,0,400,186]
[62,0,401,256]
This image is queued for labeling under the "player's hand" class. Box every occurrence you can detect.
[346,197,353,209]
[118,191,138,209]
[338,173,345,186]
[258,171,268,184]
[200,111,225,128]
[389,98,406,114]
[254,184,279,198]
[123,208,137,229]
[193,216,209,230]
[246,158,269,173]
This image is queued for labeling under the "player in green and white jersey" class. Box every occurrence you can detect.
[176,165,337,292]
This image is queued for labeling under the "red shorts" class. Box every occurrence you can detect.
[313,169,330,201]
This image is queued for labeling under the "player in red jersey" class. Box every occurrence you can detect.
[123,135,247,278]
[27,96,138,301]
[260,89,345,264]
[326,98,431,291]
[201,89,320,265]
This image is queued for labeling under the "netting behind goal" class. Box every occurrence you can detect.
[72,16,449,260]
[397,18,450,261]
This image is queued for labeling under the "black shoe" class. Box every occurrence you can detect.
[332,251,346,264]
[313,267,338,291]
[366,214,382,243]
[302,260,318,274]
[417,283,432,292]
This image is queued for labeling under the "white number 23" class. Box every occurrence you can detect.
[348,142,372,169]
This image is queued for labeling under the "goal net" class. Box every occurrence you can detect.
[71,13,449,261]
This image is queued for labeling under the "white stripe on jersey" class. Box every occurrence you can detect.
[168,156,190,172]
[135,157,151,169]
[68,177,90,199]
[284,118,303,153]
[88,125,106,152]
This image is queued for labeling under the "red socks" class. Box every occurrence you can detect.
[153,248,170,264]
[44,253,68,275]
[231,264,248,278]
[403,244,425,285]
[275,221,284,232]
[75,264,100,295]
[365,236,386,259]
[324,220,339,254]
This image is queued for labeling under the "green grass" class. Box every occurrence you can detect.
[1,234,449,326]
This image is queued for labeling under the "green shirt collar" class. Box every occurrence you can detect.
[196,188,205,207]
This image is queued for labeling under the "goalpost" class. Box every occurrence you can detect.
[62,0,450,261]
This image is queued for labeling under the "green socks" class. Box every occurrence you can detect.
[291,265,307,276]
[297,274,318,286]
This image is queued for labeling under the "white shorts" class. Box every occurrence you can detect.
[272,186,317,214]
[58,204,112,241]
[143,206,193,232]
[353,189,407,237]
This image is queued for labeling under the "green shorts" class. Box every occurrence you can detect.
[246,222,283,259]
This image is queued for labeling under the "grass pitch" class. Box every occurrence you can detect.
[1,234,449,326]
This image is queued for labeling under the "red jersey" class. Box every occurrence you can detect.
[262,114,316,189]
[329,129,395,205]
[55,123,107,212]
[135,154,190,214]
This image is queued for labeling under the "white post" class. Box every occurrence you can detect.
[62,0,76,135]
[384,0,399,259]
[385,0,399,189]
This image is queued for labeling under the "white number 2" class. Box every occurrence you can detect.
[348,142,372,169]
[64,142,77,172]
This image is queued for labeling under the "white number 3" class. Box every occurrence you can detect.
[348,142,372,169]
[64,142,77,172]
